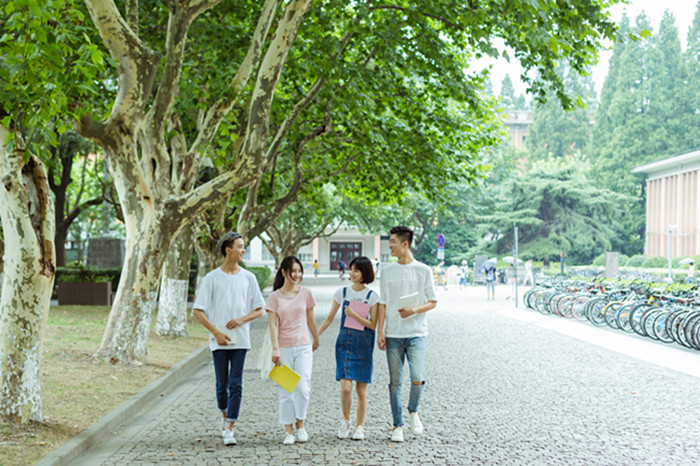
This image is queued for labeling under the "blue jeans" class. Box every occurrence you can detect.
[212,349,247,423]
[386,337,426,427]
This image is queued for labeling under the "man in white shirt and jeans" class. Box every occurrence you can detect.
[377,226,437,442]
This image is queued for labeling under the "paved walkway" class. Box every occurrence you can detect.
[66,281,700,465]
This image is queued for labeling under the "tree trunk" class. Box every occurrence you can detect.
[93,212,177,363]
[194,236,220,298]
[0,127,56,424]
[155,223,193,337]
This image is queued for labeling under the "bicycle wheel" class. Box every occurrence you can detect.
[686,313,700,350]
[603,302,622,329]
[585,298,608,327]
[650,310,674,343]
[642,309,663,341]
[570,296,589,321]
[629,302,653,337]
[615,303,635,333]
[666,309,689,346]
[555,294,575,318]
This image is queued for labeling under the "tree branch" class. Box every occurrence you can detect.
[187,0,279,158]
[369,4,459,29]
[83,0,160,125]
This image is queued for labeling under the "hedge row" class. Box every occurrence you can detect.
[54,263,272,298]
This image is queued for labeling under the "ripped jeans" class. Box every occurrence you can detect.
[385,336,425,427]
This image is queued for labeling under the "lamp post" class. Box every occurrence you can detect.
[668,225,677,281]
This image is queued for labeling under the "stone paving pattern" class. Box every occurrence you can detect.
[78,282,700,465]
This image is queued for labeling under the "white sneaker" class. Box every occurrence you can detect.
[409,412,424,435]
[283,433,295,445]
[222,428,236,445]
[296,427,309,442]
[390,426,404,442]
[337,419,352,439]
[351,425,365,440]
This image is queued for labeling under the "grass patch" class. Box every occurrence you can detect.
[0,305,208,466]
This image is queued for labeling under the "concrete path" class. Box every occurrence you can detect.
[43,280,700,465]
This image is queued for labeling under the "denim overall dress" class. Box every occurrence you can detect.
[335,287,375,383]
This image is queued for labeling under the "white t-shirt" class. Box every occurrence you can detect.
[379,260,437,338]
[193,267,265,351]
[332,286,380,316]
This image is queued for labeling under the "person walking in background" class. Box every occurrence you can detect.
[313,259,320,283]
[484,262,496,300]
[524,259,535,287]
[459,260,468,290]
[339,259,347,280]
[266,256,320,445]
[192,231,265,446]
[434,260,447,290]
[377,226,437,443]
[506,264,516,300]
[318,256,379,441]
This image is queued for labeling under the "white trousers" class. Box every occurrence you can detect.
[278,344,313,425]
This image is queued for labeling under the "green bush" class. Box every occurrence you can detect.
[618,254,629,267]
[243,265,272,291]
[626,255,647,267]
[592,253,606,266]
[642,256,667,268]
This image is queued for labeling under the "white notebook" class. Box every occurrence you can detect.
[210,323,237,345]
[399,291,421,309]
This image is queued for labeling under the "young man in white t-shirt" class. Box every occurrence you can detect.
[193,232,265,446]
[377,226,437,442]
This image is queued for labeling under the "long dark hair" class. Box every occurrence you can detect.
[273,256,304,291]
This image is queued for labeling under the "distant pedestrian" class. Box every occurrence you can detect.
[374,257,381,278]
[313,259,320,283]
[484,263,496,300]
[192,231,265,446]
[266,256,320,445]
[524,259,534,287]
[318,256,379,441]
[434,261,447,290]
[377,226,437,442]
[459,260,468,290]
[506,264,516,300]
[339,259,346,280]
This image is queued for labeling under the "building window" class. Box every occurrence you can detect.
[298,253,312,262]
[262,246,274,262]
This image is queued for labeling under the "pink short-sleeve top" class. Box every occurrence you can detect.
[266,286,316,348]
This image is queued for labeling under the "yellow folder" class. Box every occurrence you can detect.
[268,364,301,394]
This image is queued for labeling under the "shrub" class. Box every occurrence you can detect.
[626,255,647,267]
[592,253,606,267]
[243,265,272,291]
[642,256,667,268]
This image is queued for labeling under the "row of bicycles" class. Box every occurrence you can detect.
[523,278,700,351]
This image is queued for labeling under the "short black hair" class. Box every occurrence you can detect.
[389,226,413,246]
[218,231,242,257]
[349,256,375,284]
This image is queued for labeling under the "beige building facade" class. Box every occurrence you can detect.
[633,150,700,258]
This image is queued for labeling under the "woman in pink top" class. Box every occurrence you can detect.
[266,256,319,445]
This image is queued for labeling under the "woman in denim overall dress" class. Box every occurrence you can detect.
[318,256,379,441]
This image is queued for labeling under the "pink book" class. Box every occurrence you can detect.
[343,300,370,330]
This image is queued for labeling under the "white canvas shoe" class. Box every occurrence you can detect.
[409,412,424,435]
[390,426,404,442]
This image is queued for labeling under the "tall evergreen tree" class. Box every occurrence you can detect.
[647,10,687,155]
[684,1,700,148]
[526,65,596,160]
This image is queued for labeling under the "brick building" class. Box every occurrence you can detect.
[633,149,700,257]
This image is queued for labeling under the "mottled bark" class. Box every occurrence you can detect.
[155,223,194,337]
[79,0,311,363]
[0,126,55,424]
